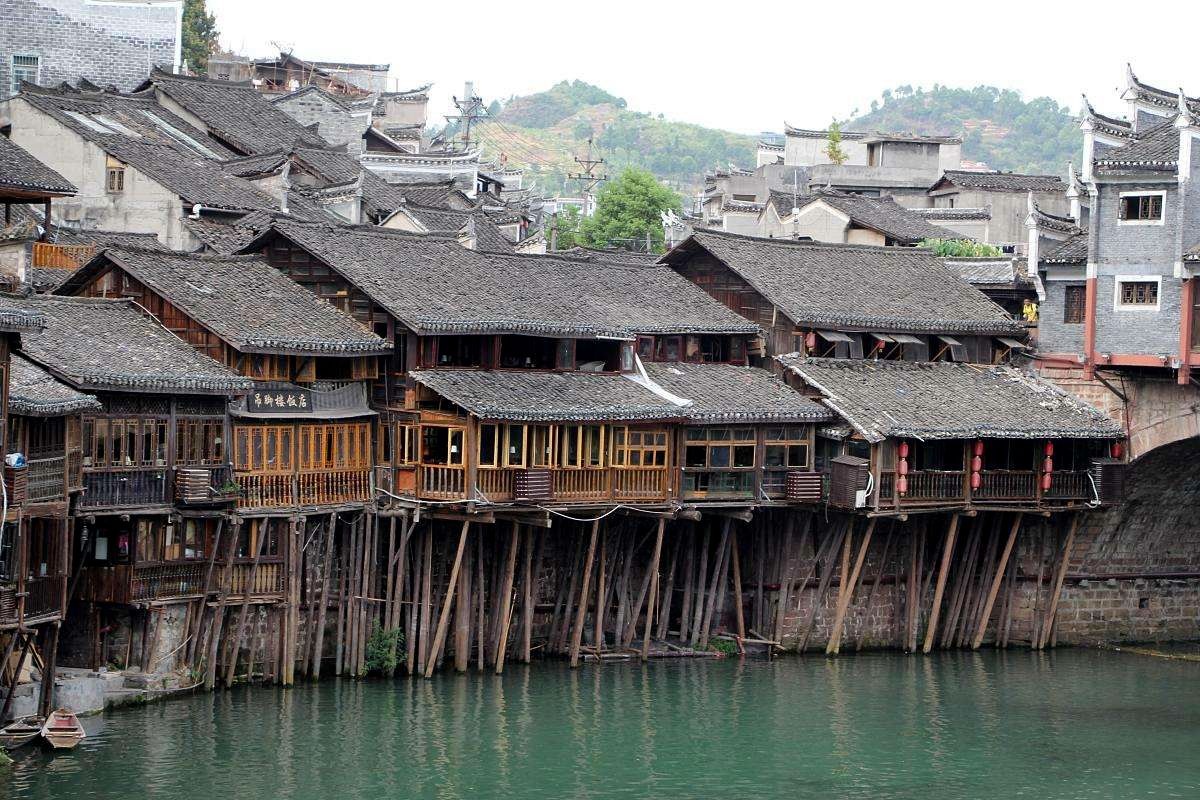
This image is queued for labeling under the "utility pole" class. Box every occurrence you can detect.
[444,81,486,152]
[568,136,608,219]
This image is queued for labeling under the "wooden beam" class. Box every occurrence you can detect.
[971,513,1021,649]
[921,515,960,654]
[1039,513,1080,649]
[311,513,338,679]
[493,523,521,674]
[424,521,470,678]
[826,518,876,655]
[569,521,600,668]
[641,518,665,661]
[730,530,745,642]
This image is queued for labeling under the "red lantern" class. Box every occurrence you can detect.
[897,476,908,495]
[1044,441,1055,457]
[971,472,982,490]
[1111,441,1124,459]
[1042,456,1054,474]
[898,458,909,476]
[805,332,817,351]
[1042,472,1053,491]
[973,440,985,457]
[898,441,910,459]
[971,455,983,473]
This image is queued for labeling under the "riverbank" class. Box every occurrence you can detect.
[7,649,1199,800]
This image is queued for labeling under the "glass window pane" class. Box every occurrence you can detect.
[709,446,731,468]
[734,445,755,468]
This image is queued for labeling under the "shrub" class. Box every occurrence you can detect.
[364,627,404,675]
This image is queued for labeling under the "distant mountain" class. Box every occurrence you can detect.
[476,81,756,196]
[848,85,1081,176]
[468,82,1083,198]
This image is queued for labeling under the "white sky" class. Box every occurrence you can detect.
[208,0,1200,134]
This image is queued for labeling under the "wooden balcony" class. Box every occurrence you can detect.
[1044,470,1092,501]
[477,469,514,502]
[79,469,170,510]
[419,465,466,500]
[973,470,1038,502]
[175,465,237,506]
[552,468,609,502]
[225,560,285,599]
[32,242,94,269]
[24,578,63,620]
[879,471,967,506]
[25,455,66,503]
[417,466,672,505]
[131,562,208,602]
[235,469,372,509]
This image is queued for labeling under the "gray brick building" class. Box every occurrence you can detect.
[0,0,181,99]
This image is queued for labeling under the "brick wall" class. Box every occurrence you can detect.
[0,0,181,98]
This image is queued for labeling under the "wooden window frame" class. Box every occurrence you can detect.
[529,424,557,467]
[1117,191,1165,225]
[420,424,465,467]
[1115,277,1160,310]
[683,427,755,470]
[763,426,812,470]
[611,426,669,469]
[1063,284,1086,324]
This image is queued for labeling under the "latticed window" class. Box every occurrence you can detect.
[1119,193,1163,221]
[1118,280,1159,307]
[1063,285,1086,324]
[10,55,38,95]
[610,427,667,468]
[684,427,755,469]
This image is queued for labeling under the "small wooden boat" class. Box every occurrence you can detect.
[0,715,43,750]
[40,709,85,750]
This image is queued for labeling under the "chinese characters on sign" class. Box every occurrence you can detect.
[247,388,314,414]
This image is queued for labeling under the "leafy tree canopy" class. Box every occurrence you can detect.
[549,205,583,251]
[183,0,219,74]
[580,168,681,253]
[919,238,1004,258]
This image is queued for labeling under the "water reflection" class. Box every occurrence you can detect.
[3,650,1198,800]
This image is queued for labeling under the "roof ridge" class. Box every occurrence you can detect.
[689,228,935,255]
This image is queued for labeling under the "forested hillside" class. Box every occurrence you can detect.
[849,85,1080,175]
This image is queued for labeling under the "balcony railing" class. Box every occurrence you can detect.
[1044,470,1093,501]
[613,468,670,501]
[552,468,609,502]
[25,455,66,503]
[79,469,170,509]
[131,562,208,602]
[235,469,372,509]
[477,469,514,502]
[225,560,285,598]
[419,465,466,500]
[879,471,966,504]
[973,470,1038,501]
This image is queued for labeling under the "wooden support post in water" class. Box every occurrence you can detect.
[311,513,338,679]
[418,524,433,674]
[699,520,731,650]
[37,622,60,718]
[688,525,711,648]
[730,529,745,642]
[1,632,31,723]
[641,518,665,660]
[922,515,960,654]
[189,517,224,668]
[656,534,680,641]
[424,521,470,678]
[1039,513,1080,650]
[493,523,521,674]
[522,531,543,664]
[826,518,876,655]
[205,519,241,690]
[225,516,270,687]
[594,529,607,651]
[455,526,472,673]
[855,522,895,652]
[569,521,599,668]
[797,517,848,653]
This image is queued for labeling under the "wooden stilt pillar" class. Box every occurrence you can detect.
[1039,513,1080,650]
[826,518,876,655]
[424,520,470,678]
[569,520,599,668]
[454,527,472,673]
[1,632,31,722]
[656,534,680,640]
[641,518,665,660]
[855,522,895,652]
[493,523,520,674]
[972,514,1021,650]
[521,529,539,664]
[730,529,745,642]
[205,519,241,690]
[797,517,848,653]
[922,515,960,654]
[310,514,337,679]
[225,517,270,687]
[594,528,607,650]
[699,521,731,649]
[37,622,60,718]
[688,525,711,648]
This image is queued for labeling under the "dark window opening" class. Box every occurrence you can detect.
[912,440,964,471]
[434,336,485,367]
[1119,193,1163,221]
[575,339,621,371]
[499,336,557,369]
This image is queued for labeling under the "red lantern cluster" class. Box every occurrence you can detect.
[970,439,984,490]
[1111,440,1124,460]
[1041,440,1054,491]
[897,440,909,496]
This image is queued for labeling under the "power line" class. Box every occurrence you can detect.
[567,136,608,217]
[443,81,487,152]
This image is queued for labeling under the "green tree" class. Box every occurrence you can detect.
[918,238,1004,257]
[580,168,681,253]
[824,121,848,165]
[549,205,583,250]
[182,0,219,74]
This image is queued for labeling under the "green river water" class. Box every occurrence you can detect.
[3,649,1197,799]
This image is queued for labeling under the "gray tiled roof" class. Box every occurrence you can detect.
[767,189,958,244]
[410,369,684,422]
[246,222,759,338]
[1042,233,1089,265]
[911,207,991,221]
[663,230,1021,335]
[17,295,251,394]
[8,354,100,416]
[390,203,515,252]
[0,135,76,196]
[145,68,328,155]
[641,362,832,424]
[0,296,48,332]
[1095,117,1179,171]
[58,247,389,355]
[941,257,1026,288]
[933,170,1067,193]
[777,356,1122,442]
